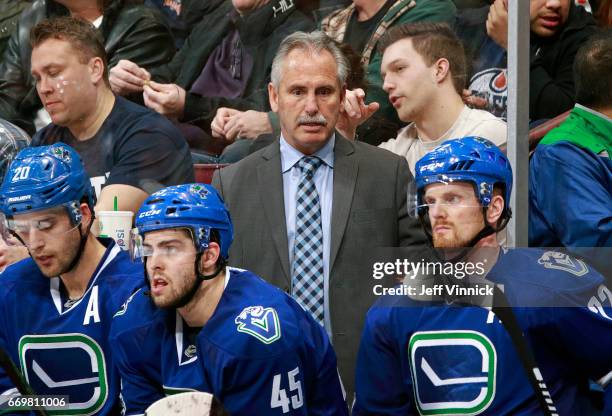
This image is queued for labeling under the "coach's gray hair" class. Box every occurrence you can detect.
[270,31,349,89]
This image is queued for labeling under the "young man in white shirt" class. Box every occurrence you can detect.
[341,22,506,175]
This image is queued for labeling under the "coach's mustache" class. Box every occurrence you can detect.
[297,114,327,126]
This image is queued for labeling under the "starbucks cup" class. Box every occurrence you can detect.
[97,211,134,250]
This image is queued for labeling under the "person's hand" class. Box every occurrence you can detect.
[143,81,186,120]
[336,88,379,140]
[223,110,272,142]
[486,0,509,50]
[211,109,272,142]
[0,236,28,271]
[109,59,150,95]
[462,89,488,109]
[211,107,240,140]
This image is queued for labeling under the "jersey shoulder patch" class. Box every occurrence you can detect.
[235,306,282,345]
[537,250,589,277]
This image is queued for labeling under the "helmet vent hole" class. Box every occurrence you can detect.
[165,207,177,215]
[179,206,189,211]
[172,199,182,204]
[449,160,474,171]
[148,198,164,204]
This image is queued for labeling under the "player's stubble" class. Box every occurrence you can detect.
[31,227,82,278]
[149,262,200,310]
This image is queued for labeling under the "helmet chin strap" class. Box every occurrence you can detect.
[59,216,95,277]
[144,252,227,309]
[420,207,504,264]
[196,252,226,281]
[170,253,226,308]
[418,207,503,304]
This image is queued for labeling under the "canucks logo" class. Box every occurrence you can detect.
[184,344,197,359]
[537,251,589,277]
[19,333,108,415]
[190,184,209,200]
[52,145,72,163]
[235,306,282,344]
[409,330,497,415]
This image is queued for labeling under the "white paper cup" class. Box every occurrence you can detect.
[97,211,134,250]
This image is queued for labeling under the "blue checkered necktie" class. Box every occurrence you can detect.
[292,156,325,325]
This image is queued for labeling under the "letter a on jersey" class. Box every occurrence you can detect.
[83,285,101,325]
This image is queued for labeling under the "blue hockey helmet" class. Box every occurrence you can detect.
[0,143,95,224]
[415,137,512,212]
[132,184,233,260]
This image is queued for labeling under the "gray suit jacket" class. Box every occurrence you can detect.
[212,134,427,395]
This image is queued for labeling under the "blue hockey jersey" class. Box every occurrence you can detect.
[110,267,347,416]
[0,239,143,416]
[354,249,612,415]
[109,286,203,415]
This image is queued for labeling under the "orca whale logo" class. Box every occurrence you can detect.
[235,306,282,344]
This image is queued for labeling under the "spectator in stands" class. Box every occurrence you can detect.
[0,118,30,270]
[457,0,597,120]
[211,30,427,401]
[145,0,225,49]
[0,0,31,56]
[0,0,175,135]
[109,0,315,162]
[320,0,456,145]
[453,1,507,118]
[29,17,193,235]
[529,30,611,251]
[339,22,506,175]
[314,0,351,23]
[209,0,457,152]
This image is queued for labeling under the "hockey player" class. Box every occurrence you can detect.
[353,137,612,415]
[110,183,347,416]
[0,143,143,415]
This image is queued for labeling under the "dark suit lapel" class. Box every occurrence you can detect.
[257,142,291,284]
[329,135,358,278]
